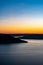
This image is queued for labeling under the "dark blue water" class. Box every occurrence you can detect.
[0,40,43,65]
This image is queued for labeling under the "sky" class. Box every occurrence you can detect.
[0,0,43,34]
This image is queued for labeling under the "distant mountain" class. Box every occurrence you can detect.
[21,34,43,39]
[0,34,27,43]
[13,34,43,39]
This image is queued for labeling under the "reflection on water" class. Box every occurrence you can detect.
[0,40,43,65]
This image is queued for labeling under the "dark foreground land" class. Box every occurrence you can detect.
[0,34,27,43]
[0,34,43,43]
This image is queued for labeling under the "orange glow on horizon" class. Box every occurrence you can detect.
[0,26,43,34]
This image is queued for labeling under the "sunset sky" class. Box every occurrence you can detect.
[0,0,43,34]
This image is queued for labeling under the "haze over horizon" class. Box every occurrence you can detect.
[0,0,43,34]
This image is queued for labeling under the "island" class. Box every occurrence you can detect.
[0,34,27,43]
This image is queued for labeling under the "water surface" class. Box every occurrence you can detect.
[0,40,43,65]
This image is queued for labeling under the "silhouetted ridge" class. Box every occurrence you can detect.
[0,34,27,43]
[13,34,43,39]
[21,34,43,39]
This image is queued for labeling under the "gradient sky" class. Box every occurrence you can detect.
[0,0,43,34]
